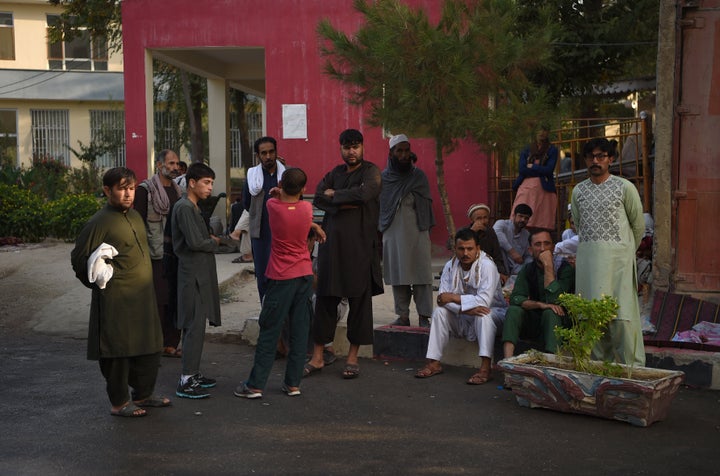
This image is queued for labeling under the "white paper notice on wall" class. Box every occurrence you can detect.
[282,104,307,139]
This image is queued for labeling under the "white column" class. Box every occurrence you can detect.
[207,78,230,228]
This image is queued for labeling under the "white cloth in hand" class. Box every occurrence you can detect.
[87,242,118,289]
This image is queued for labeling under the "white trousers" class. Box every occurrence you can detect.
[426,306,506,361]
[233,210,252,256]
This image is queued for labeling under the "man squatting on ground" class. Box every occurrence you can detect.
[234,168,326,399]
[572,137,646,366]
[493,203,534,276]
[242,136,285,302]
[415,228,508,384]
[306,128,384,380]
[379,134,435,328]
[502,230,575,359]
[172,163,222,399]
[71,167,171,417]
[134,149,183,358]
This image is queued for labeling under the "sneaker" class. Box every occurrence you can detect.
[234,382,262,399]
[195,373,216,388]
[176,376,210,399]
[419,316,431,328]
[281,383,301,397]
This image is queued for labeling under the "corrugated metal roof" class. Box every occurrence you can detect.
[0,69,124,101]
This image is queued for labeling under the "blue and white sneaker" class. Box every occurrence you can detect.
[176,375,210,399]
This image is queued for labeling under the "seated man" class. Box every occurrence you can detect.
[464,203,508,283]
[415,228,507,385]
[502,230,575,359]
[493,203,533,276]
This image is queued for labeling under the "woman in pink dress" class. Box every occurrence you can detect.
[511,127,559,232]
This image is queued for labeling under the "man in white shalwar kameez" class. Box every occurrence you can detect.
[572,137,646,366]
[415,228,507,384]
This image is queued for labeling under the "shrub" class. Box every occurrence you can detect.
[47,194,103,242]
[0,184,48,242]
[23,155,70,201]
[67,163,103,196]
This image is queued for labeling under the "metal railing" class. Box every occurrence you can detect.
[489,116,652,234]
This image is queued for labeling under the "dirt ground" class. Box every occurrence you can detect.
[0,239,260,338]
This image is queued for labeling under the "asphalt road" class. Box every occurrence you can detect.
[2,330,720,475]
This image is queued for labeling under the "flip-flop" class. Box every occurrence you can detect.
[342,364,360,379]
[134,395,172,407]
[415,365,443,378]
[111,402,147,417]
[303,362,322,378]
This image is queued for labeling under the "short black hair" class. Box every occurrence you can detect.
[455,227,480,245]
[514,203,533,217]
[103,167,136,188]
[339,129,363,146]
[583,137,617,158]
[529,229,552,245]
[280,167,307,196]
[254,136,277,154]
[187,162,215,182]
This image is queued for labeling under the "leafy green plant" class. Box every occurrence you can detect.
[554,293,619,374]
[0,184,48,242]
[22,155,70,201]
[47,194,102,242]
[67,162,103,196]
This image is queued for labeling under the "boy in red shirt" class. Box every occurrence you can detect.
[235,167,325,398]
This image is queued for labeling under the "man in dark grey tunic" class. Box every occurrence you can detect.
[306,129,383,379]
[379,134,435,328]
[71,167,168,417]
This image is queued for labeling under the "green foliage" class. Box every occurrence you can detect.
[47,194,103,242]
[0,184,48,242]
[21,156,70,201]
[0,154,22,186]
[67,163,103,196]
[318,0,559,153]
[47,0,123,53]
[554,293,619,374]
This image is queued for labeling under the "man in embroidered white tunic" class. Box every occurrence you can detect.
[415,228,507,384]
[572,137,646,366]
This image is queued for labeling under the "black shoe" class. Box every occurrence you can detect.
[195,373,216,388]
[390,316,410,326]
[234,382,262,399]
[176,376,210,399]
[419,316,431,328]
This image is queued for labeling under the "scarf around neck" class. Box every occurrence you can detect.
[247,162,286,196]
[145,173,181,215]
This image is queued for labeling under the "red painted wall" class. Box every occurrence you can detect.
[121,0,489,249]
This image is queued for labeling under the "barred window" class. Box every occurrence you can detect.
[230,110,263,168]
[0,109,18,166]
[31,109,69,164]
[90,110,125,168]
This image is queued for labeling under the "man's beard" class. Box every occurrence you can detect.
[391,156,412,173]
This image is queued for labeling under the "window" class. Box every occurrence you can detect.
[31,109,70,165]
[46,15,108,71]
[230,110,263,168]
[0,109,18,166]
[154,109,179,152]
[0,12,14,60]
[90,110,125,168]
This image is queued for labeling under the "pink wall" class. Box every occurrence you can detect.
[121,0,489,249]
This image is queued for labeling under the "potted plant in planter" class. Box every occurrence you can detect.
[498,293,685,427]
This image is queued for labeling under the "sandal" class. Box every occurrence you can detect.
[466,368,492,385]
[162,346,182,358]
[415,363,443,378]
[134,395,172,408]
[342,363,360,379]
[303,362,323,378]
[111,402,147,417]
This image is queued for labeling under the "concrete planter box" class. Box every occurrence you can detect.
[498,352,685,427]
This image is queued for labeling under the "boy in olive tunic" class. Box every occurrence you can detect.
[172,163,222,399]
[71,167,168,417]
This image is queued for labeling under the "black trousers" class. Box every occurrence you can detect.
[314,286,374,346]
[98,353,161,406]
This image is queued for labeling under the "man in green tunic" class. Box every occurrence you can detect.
[71,167,168,417]
[572,138,646,366]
